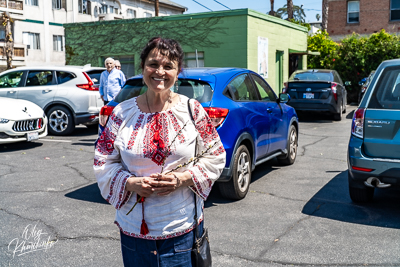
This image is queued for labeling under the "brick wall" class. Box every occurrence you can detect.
[328,0,400,38]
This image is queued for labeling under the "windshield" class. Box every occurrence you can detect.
[289,71,333,82]
[114,78,213,104]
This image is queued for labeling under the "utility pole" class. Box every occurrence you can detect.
[155,0,159,16]
[322,0,329,31]
[1,12,13,70]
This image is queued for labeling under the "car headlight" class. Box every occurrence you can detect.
[0,118,9,123]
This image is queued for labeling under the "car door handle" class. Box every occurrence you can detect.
[44,89,52,93]
[8,90,16,94]
[267,108,272,113]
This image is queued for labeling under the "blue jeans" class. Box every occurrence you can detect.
[120,222,204,267]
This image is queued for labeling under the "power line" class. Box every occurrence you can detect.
[192,0,213,11]
[213,0,230,10]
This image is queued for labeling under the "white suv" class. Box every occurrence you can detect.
[0,65,105,135]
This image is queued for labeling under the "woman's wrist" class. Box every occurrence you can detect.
[172,171,194,188]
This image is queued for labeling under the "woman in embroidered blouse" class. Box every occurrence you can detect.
[93,37,226,266]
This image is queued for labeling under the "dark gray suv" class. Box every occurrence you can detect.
[0,65,105,135]
[348,59,400,202]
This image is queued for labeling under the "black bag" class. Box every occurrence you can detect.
[191,193,212,267]
[188,99,212,267]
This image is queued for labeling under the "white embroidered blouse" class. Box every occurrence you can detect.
[93,95,226,240]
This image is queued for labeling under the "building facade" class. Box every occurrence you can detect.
[327,0,400,41]
[64,9,309,93]
[0,0,185,69]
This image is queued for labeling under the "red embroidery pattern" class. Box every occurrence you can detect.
[211,145,226,156]
[143,113,171,165]
[96,126,116,155]
[192,101,218,145]
[107,170,130,209]
[94,157,105,167]
[115,217,203,240]
[188,169,209,200]
[127,114,145,150]
[167,110,185,144]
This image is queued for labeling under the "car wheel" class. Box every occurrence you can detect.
[47,106,75,136]
[333,102,343,121]
[277,125,298,165]
[219,145,251,200]
[349,185,374,202]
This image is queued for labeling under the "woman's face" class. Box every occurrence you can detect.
[143,48,179,93]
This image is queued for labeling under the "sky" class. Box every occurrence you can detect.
[171,0,323,23]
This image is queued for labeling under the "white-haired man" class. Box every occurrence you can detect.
[99,57,126,105]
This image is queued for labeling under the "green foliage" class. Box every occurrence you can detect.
[288,18,311,31]
[276,4,306,22]
[307,30,338,69]
[307,29,400,102]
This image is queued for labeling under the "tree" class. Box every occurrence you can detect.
[287,0,293,20]
[268,0,275,16]
[1,12,13,69]
[276,4,306,22]
[322,0,329,30]
[316,13,321,21]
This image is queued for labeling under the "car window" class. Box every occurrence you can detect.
[115,79,146,103]
[26,71,54,86]
[225,74,258,101]
[289,71,333,82]
[56,71,76,85]
[86,70,103,85]
[0,71,23,88]
[368,66,400,110]
[251,74,277,101]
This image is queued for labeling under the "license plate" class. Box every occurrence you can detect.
[303,93,314,99]
[27,132,39,141]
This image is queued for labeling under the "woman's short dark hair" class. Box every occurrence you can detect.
[140,37,184,73]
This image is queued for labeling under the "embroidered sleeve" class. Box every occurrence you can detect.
[187,100,226,200]
[93,109,133,209]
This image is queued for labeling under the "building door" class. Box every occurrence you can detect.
[275,51,284,93]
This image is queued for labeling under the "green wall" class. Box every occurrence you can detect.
[64,9,307,93]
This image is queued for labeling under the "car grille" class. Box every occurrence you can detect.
[12,118,44,132]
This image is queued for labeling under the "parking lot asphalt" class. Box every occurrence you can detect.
[1,105,400,267]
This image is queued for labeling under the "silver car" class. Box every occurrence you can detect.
[0,65,105,135]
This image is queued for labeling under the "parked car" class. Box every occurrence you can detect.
[0,65,105,136]
[98,68,299,200]
[283,69,348,121]
[348,59,400,202]
[0,97,47,144]
[358,70,375,103]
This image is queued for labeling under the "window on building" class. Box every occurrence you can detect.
[0,29,5,42]
[144,12,152,17]
[23,32,40,50]
[25,0,38,6]
[99,4,107,14]
[78,0,90,14]
[184,52,204,68]
[347,1,359,23]
[391,0,400,21]
[52,0,66,9]
[53,35,63,52]
[127,9,136,18]
[109,5,114,13]
[114,8,118,14]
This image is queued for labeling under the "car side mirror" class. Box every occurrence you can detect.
[345,81,351,86]
[278,93,290,103]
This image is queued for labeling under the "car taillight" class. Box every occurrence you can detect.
[331,82,338,101]
[76,72,97,91]
[351,108,365,139]
[203,107,229,128]
[99,105,115,127]
[282,82,288,93]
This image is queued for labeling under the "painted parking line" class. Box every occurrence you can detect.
[41,139,72,143]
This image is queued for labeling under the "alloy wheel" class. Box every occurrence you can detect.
[49,109,69,133]
[288,128,297,161]
[236,151,250,192]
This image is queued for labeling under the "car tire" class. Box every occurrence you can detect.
[333,101,343,121]
[47,105,75,136]
[342,97,347,113]
[349,185,374,202]
[219,145,251,200]
[277,125,298,165]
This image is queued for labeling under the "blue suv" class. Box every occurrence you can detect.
[99,68,299,200]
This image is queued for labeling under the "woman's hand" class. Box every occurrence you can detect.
[125,177,154,198]
[149,171,194,196]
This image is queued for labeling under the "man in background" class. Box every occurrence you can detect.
[114,60,127,79]
[99,58,126,105]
